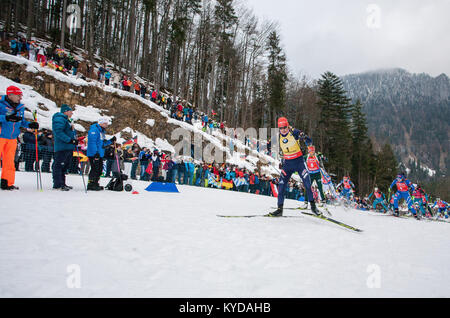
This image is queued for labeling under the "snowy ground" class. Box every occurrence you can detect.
[1,172,450,298]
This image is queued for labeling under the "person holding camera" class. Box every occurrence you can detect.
[86,117,115,191]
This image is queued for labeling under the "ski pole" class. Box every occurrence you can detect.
[32,110,43,191]
[75,144,87,194]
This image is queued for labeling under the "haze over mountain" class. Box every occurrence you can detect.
[341,68,450,179]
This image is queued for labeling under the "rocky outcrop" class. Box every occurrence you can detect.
[0,59,179,141]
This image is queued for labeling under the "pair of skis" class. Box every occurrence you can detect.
[218,207,363,233]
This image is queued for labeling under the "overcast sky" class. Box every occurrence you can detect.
[244,0,450,79]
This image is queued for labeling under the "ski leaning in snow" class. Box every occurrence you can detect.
[301,212,363,233]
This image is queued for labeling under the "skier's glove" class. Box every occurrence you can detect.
[94,153,101,160]
[110,136,117,143]
[70,139,79,146]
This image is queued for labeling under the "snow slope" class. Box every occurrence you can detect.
[0,52,280,176]
[1,172,449,298]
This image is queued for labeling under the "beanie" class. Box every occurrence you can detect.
[6,86,23,96]
[60,104,73,113]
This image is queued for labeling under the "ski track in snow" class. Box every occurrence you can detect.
[0,172,449,298]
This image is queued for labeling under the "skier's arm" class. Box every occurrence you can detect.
[389,180,397,191]
[292,129,312,146]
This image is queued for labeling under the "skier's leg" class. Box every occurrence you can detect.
[277,170,293,208]
[405,193,417,215]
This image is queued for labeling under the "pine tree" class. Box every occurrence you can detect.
[374,143,398,194]
[316,71,353,179]
[350,99,376,195]
[266,31,287,127]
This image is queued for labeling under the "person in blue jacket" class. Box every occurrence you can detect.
[104,70,112,86]
[86,117,115,191]
[0,86,39,190]
[389,173,417,218]
[10,38,18,56]
[51,104,78,191]
[337,176,355,201]
[185,158,195,185]
[368,187,388,212]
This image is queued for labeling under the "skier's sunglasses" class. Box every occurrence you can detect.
[279,126,288,130]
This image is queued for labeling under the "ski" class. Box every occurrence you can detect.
[272,206,307,210]
[217,215,303,219]
[368,211,392,216]
[301,212,363,233]
[272,206,332,216]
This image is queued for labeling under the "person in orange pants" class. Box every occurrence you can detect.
[0,86,39,190]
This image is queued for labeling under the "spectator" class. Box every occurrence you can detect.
[129,144,141,180]
[140,83,147,98]
[139,147,150,181]
[86,117,115,191]
[39,130,54,173]
[0,86,39,190]
[103,144,115,178]
[134,82,141,95]
[151,149,161,181]
[104,70,111,86]
[51,104,77,191]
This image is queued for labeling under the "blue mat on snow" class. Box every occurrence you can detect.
[145,182,180,193]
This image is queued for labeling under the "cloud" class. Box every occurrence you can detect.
[245,0,450,78]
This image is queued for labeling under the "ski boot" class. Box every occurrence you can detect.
[87,182,104,191]
[394,209,400,217]
[1,179,19,190]
[310,201,322,216]
[267,206,283,217]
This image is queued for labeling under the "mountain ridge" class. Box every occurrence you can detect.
[341,67,450,180]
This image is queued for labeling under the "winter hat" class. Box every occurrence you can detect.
[60,104,73,113]
[277,117,289,128]
[98,117,110,125]
[6,86,23,96]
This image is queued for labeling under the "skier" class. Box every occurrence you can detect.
[336,176,355,202]
[367,187,388,213]
[305,145,326,203]
[433,198,448,219]
[411,184,430,218]
[389,174,417,218]
[0,86,39,190]
[267,117,320,217]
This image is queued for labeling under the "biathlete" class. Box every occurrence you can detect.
[268,117,320,217]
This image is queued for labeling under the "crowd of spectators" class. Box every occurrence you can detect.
[11,128,310,200]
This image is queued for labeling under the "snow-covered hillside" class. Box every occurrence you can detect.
[0,51,280,176]
[1,172,449,298]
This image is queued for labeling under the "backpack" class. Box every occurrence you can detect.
[106,173,128,192]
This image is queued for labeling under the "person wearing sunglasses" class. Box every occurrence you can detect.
[267,117,320,217]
